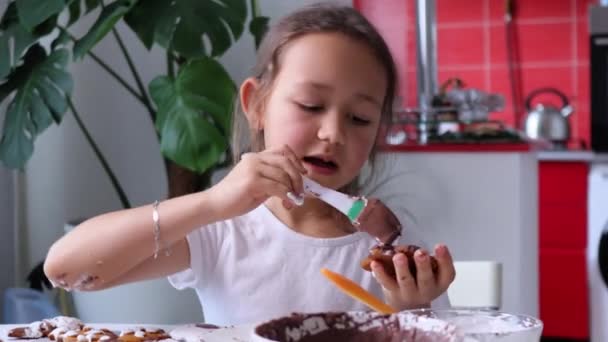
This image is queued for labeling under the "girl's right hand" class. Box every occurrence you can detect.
[208,145,307,220]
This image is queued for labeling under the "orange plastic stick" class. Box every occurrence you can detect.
[320,268,397,314]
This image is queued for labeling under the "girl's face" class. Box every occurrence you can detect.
[246,32,387,190]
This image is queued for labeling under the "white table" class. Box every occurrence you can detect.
[0,323,255,342]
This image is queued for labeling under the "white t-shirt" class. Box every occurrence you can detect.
[168,205,450,326]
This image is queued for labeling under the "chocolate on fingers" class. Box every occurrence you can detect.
[361,244,438,279]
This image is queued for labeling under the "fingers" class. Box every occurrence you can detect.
[256,163,296,196]
[413,249,435,298]
[260,155,302,193]
[280,145,307,175]
[243,147,304,190]
[378,246,456,310]
[370,261,398,292]
[434,244,456,287]
[256,175,294,209]
[282,199,294,210]
[261,146,306,194]
[393,253,418,294]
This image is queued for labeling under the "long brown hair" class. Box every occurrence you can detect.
[231,3,397,194]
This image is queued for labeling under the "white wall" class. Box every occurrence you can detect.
[17,0,350,299]
[20,0,351,277]
[0,0,16,315]
[0,167,15,322]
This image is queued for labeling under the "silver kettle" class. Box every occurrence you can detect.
[523,87,573,146]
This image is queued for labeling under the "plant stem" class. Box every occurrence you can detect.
[250,0,260,17]
[59,27,144,103]
[86,49,145,102]
[66,97,132,209]
[167,51,175,78]
[111,28,156,122]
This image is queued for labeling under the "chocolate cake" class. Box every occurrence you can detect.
[253,311,464,342]
[361,244,439,279]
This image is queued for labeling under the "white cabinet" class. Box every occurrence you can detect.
[588,163,608,342]
[367,151,539,316]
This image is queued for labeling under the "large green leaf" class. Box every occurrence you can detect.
[16,0,65,31]
[121,1,166,49]
[51,29,71,50]
[124,0,247,58]
[249,16,269,50]
[0,3,37,80]
[0,45,73,169]
[67,0,82,26]
[149,57,235,173]
[67,0,102,26]
[73,0,134,60]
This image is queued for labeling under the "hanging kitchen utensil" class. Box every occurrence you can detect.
[505,0,525,127]
[523,87,574,148]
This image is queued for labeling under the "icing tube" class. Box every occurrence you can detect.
[299,177,402,243]
[301,177,366,224]
[286,192,305,206]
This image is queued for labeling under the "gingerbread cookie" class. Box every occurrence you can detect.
[8,323,46,339]
[118,328,170,342]
[361,244,438,279]
[9,316,83,339]
[57,327,118,342]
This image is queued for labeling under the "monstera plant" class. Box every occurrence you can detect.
[0,0,268,207]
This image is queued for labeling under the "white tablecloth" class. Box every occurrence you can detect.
[0,323,254,342]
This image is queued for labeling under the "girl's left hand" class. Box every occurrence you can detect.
[371,244,456,311]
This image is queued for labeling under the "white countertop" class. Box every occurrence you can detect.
[593,153,608,163]
[537,151,608,163]
[0,323,253,342]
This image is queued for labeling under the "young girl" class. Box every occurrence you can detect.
[44,4,455,326]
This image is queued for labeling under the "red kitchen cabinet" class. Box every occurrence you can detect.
[539,249,589,339]
[538,161,589,339]
[539,203,587,249]
[539,162,588,205]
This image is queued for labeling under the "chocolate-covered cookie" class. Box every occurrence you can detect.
[361,244,438,279]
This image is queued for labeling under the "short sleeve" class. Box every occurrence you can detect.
[168,223,224,291]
